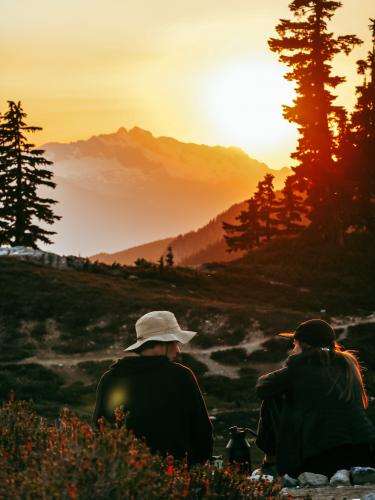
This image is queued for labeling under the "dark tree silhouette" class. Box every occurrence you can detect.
[349,19,375,233]
[269,0,362,244]
[254,173,278,241]
[158,255,165,270]
[165,246,174,267]
[0,101,60,247]
[276,176,305,233]
[223,197,260,252]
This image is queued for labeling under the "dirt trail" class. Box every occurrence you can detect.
[3,313,374,380]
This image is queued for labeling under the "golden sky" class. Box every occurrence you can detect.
[1,0,374,168]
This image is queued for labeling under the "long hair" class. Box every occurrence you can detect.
[299,341,368,408]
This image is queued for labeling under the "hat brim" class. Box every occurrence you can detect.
[124,330,196,351]
[278,332,295,339]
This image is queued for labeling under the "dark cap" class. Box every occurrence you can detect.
[278,319,336,348]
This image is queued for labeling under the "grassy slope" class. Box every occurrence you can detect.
[0,234,374,445]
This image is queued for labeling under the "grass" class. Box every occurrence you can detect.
[0,233,374,425]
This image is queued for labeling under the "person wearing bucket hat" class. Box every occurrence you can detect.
[93,311,213,465]
[254,319,375,479]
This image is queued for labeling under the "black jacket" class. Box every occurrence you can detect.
[93,355,213,464]
[256,350,375,473]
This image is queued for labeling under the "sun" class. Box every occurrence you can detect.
[201,61,296,160]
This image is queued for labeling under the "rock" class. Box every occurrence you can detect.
[330,469,351,486]
[282,474,299,487]
[363,494,375,500]
[351,467,375,485]
[298,472,329,487]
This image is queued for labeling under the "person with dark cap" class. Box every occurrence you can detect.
[93,311,213,465]
[255,318,375,478]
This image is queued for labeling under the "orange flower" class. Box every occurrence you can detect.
[68,484,78,499]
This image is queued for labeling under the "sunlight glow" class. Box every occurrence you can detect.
[201,61,296,158]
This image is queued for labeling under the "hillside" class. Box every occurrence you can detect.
[91,201,247,265]
[42,127,289,257]
[1,235,374,436]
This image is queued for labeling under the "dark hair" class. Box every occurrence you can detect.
[134,340,175,354]
[299,341,368,408]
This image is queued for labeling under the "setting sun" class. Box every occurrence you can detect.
[201,61,297,160]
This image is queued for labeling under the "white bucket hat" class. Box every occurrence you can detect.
[124,311,196,351]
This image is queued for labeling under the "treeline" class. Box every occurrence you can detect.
[224,3,375,252]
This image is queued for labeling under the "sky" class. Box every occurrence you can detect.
[1,0,374,169]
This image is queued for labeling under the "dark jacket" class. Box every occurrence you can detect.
[93,355,213,464]
[256,350,375,473]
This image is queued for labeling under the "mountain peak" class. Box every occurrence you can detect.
[128,126,154,141]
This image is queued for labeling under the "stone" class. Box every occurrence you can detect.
[351,467,375,485]
[330,469,351,486]
[363,494,375,500]
[282,474,299,487]
[298,472,329,487]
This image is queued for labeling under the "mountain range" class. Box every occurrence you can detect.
[43,127,289,257]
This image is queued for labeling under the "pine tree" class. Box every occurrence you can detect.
[165,246,174,267]
[276,176,305,233]
[253,174,278,241]
[158,255,165,270]
[0,101,60,247]
[349,19,375,233]
[269,0,362,244]
[223,197,260,252]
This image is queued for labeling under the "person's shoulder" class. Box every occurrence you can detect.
[172,362,197,380]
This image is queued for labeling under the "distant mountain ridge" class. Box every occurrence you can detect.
[43,127,289,256]
[90,200,248,265]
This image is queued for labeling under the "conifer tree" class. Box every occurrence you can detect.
[253,174,278,241]
[276,176,305,233]
[223,197,260,252]
[166,246,174,267]
[0,101,60,247]
[158,255,165,270]
[350,19,375,233]
[269,0,362,244]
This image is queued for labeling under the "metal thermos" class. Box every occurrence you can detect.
[226,426,256,472]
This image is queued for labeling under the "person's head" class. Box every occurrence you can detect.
[124,311,196,361]
[279,318,368,408]
[134,339,180,361]
[279,319,336,351]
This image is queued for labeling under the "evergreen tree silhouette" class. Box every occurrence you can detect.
[166,246,174,267]
[350,19,375,233]
[158,255,165,270]
[254,173,278,241]
[269,0,362,244]
[223,197,260,252]
[276,176,304,233]
[0,101,60,247]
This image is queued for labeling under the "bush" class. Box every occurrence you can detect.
[211,348,248,366]
[247,338,290,364]
[0,399,282,499]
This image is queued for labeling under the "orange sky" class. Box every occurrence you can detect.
[1,0,374,168]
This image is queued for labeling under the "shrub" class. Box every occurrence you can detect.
[0,399,282,499]
[211,348,248,366]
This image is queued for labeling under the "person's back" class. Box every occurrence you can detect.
[255,319,375,478]
[93,311,213,465]
[93,354,213,464]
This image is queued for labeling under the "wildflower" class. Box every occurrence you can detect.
[68,484,78,499]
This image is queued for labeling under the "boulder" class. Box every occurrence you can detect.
[351,467,375,485]
[282,474,299,487]
[329,469,351,486]
[298,472,329,487]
